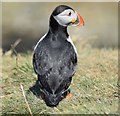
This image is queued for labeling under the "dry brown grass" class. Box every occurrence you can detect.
[1,43,119,114]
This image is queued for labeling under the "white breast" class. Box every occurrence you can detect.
[34,33,47,51]
[67,36,78,56]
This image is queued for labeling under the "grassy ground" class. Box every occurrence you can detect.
[1,41,119,115]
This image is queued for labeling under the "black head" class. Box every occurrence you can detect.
[52,5,74,16]
[49,5,84,28]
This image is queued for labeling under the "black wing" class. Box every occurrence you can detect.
[33,39,77,93]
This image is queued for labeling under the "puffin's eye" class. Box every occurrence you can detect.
[67,12,71,16]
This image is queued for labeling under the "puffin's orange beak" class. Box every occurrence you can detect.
[77,12,84,26]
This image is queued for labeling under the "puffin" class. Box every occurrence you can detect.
[33,5,84,107]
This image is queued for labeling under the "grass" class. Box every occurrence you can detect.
[1,41,119,115]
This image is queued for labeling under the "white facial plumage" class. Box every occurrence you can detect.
[53,9,78,26]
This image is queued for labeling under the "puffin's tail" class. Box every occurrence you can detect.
[30,75,72,107]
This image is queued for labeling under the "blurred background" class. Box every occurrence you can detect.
[2,2,118,53]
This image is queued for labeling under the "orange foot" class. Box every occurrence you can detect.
[66,93,72,98]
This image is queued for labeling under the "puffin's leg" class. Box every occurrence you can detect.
[63,77,72,98]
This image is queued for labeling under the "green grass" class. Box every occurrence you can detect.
[2,42,119,115]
